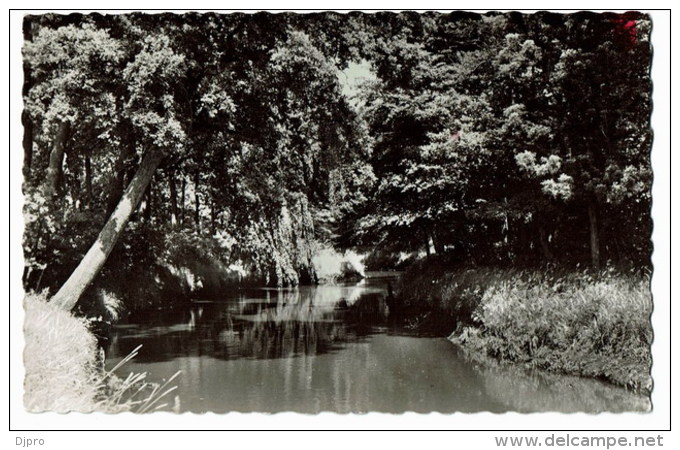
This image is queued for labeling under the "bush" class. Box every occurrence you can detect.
[458,271,652,393]
[395,258,652,394]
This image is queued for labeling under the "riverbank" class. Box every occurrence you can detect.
[393,258,653,395]
[72,244,366,318]
[23,293,178,412]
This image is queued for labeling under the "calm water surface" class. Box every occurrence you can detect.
[105,276,650,413]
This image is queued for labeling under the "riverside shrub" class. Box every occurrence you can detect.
[396,258,652,393]
[457,270,652,393]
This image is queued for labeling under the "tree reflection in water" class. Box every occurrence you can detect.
[105,281,649,413]
[107,282,390,364]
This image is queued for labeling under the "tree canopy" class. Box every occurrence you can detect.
[21,11,652,312]
[335,12,651,268]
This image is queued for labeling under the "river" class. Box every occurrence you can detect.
[105,275,650,413]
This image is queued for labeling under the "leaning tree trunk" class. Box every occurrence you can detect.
[43,121,70,198]
[50,148,165,311]
[588,202,601,270]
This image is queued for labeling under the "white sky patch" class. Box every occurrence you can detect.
[337,60,377,103]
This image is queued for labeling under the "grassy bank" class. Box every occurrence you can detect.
[24,293,178,413]
[395,258,653,394]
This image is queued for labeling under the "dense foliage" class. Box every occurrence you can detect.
[22,13,370,310]
[336,12,651,269]
[22,11,652,313]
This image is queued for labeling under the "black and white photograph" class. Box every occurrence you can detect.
[9,7,670,429]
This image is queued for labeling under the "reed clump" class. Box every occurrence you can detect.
[396,260,653,394]
[23,292,179,413]
[458,270,653,394]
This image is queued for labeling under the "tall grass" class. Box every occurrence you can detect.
[395,259,653,394]
[458,271,652,394]
[24,292,180,413]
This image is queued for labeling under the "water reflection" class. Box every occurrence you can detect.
[107,281,390,363]
[106,279,649,413]
[460,349,651,413]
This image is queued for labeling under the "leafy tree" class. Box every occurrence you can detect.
[23,13,372,310]
[336,12,651,268]
[21,12,653,314]
[49,25,190,310]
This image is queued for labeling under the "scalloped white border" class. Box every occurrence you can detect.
[3,3,673,442]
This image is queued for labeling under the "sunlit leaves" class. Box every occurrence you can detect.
[123,33,188,152]
[24,23,123,135]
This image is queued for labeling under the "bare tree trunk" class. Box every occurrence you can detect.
[194,172,201,231]
[22,111,33,180]
[180,177,186,227]
[143,182,153,223]
[169,175,178,228]
[588,202,601,269]
[50,148,165,311]
[43,121,70,198]
[428,235,437,255]
[432,232,445,254]
[210,201,216,235]
[538,223,554,261]
[84,153,93,207]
